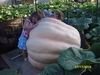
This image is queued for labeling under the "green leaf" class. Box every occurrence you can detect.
[90,43,100,58]
[67,69,85,75]
[76,9,82,14]
[69,17,92,31]
[90,26,100,37]
[80,58,100,65]
[92,16,100,25]
[38,64,85,75]
[81,51,95,60]
[38,64,65,75]
[58,47,82,70]
[58,47,95,70]
[92,37,98,41]
[85,33,92,39]
[82,11,90,18]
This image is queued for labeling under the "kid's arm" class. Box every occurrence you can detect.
[41,9,46,18]
[23,20,35,30]
[32,23,39,28]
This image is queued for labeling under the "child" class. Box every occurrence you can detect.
[53,10,63,20]
[41,9,53,18]
[17,11,42,61]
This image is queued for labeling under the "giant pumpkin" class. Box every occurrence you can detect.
[26,17,81,69]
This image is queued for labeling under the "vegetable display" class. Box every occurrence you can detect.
[26,17,81,69]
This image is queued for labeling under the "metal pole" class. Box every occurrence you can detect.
[35,0,38,11]
[11,54,23,60]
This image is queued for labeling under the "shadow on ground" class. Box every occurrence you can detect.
[0,49,42,75]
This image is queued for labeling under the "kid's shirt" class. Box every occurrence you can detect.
[21,18,35,38]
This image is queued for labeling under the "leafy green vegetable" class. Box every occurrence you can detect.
[86,26,100,44]
[92,16,100,25]
[90,26,100,36]
[58,47,95,70]
[90,43,100,58]
[68,17,92,31]
[39,46,100,75]
[80,58,100,65]
[38,64,84,75]
[38,64,65,75]
[0,0,100,50]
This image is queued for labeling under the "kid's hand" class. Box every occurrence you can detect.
[33,23,38,28]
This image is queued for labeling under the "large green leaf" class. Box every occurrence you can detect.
[38,64,84,75]
[38,64,65,75]
[92,16,100,25]
[85,26,100,43]
[58,47,95,70]
[80,58,100,65]
[90,26,100,36]
[58,47,83,70]
[90,43,100,58]
[82,11,90,18]
[69,17,92,31]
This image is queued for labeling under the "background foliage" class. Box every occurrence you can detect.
[0,1,100,46]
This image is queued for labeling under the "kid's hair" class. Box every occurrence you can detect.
[54,11,63,20]
[29,11,42,22]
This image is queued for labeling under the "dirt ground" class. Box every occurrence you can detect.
[0,55,10,70]
[0,48,42,75]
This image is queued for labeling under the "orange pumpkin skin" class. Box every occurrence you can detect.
[26,17,81,69]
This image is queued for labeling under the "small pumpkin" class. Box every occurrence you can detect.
[26,17,81,69]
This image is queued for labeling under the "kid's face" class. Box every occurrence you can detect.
[32,16,38,23]
[53,13,58,19]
